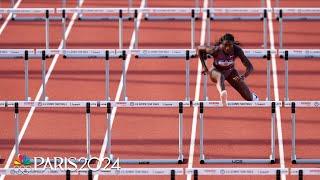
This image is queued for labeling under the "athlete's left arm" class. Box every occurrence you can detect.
[238,49,254,78]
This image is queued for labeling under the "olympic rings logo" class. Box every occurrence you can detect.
[10,165,32,175]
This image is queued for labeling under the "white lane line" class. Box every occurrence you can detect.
[187,0,208,180]
[0,0,22,35]
[0,1,85,180]
[266,0,286,179]
[93,0,145,180]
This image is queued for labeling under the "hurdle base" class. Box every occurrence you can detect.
[144,15,200,21]
[200,158,274,164]
[78,15,132,21]
[291,158,320,164]
[11,16,66,21]
[211,15,263,21]
[0,157,5,164]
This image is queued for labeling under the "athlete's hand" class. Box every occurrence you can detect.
[201,68,209,75]
[233,74,245,82]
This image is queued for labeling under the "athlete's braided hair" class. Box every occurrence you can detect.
[214,33,240,46]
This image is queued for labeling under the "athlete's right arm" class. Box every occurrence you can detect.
[197,46,209,74]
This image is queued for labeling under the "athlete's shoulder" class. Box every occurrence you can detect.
[233,44,244,55]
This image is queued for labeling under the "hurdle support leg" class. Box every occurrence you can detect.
[45,10,50,52]
[134,10,138,49]
[119,10,123,49]
[106,103,113,160]
[270,102,276,163]
[199,102,205,164]
[284,51,289,101]
[121,51,128,101]
[41,51,48,101]
[62,10,67,50]
[178,102,184,163]
[14,102,19,156]
[105,51,110,101]
[263,9,267,49]
[291,102,297,163]
[191,9,195,49]
[206,9,211,46]
[86,103,91,160]
[24,51,31,101]
[266,51,271,101]
[185,51,190,101]
[279,10,283,49]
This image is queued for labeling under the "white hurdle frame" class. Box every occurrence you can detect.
[131,8,200,49]
[121,49,197,101]
[202,49,275,101]
[291,168,320,179]
[1,101,102,164]
[276,8,320,49]
[77,0,133,21]
[10,1,65,21]
[0,8,53,51]
[208,0,266,20]
[37,49,119,101]
[105,101,190,164]
[57,8,130,49]
[204,8,271,49]
[0,49,35,101]
[194,101,282,164]
[285,101,320,164]
[279,49,320,101]
[186,168,288,179]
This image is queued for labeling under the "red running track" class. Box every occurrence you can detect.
[0,0,320,180]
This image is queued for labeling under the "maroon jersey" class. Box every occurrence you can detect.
[212,45,246,71]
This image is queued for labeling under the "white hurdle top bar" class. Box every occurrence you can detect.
[0,168,183,176]
[36,49,119,58]
[129,8,201,14]
[291,168,320,175]
[203,8,272,14]
[56,8,130,14]
[186,168,288,175]
[243,49,276,58]
[274,8,320,14]
[284,101,320,108]
[128,49,196,58]
[0,101,191,108]
[279,49,320,58]
[193,101,282,107]
[0,49,34,58]
[0,8,54,14]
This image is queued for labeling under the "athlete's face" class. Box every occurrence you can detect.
[221,40,234,54]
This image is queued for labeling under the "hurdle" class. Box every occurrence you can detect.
[36,49,119,101]
[0,49,35,101]
[0,168,183,180]
[291,168,320,179]
[0,8,54,51]
[10,0,66,21]
[77,0,133,21]
[143,0,200,20]
[279,49,320,101]
[121,49,196,101]
[276,8,320,49]
[204,8,271,49]
[201,49,275,101]
[193,101,282,164]
[130,8,200,49]
[208,0,266,20]
[57,8,130,49]
[186,168,288,179]
[1,101,104,164]
[284,101,320,164]
[106,101,190,164]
